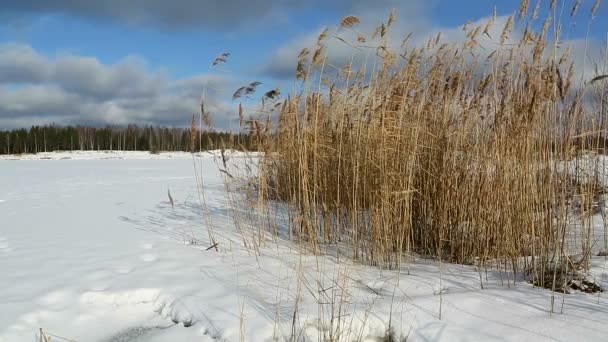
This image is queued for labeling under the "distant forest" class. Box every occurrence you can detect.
[0,125,254,155]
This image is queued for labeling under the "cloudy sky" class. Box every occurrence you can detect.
[0,0,606,130]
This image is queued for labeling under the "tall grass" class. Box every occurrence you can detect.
[244,1,607,288]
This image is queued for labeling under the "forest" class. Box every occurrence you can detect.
[0,124,253,154]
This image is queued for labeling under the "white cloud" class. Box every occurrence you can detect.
[262,9,605,91]
[262,13,519,79]
[261,3,437,79]
[0,43,235,129]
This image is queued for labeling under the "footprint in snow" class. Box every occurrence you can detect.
[115,267,134,274]
[37,290,73,310]
[140,254,157,262]
[140,243,154,250]
[82,271,112,291]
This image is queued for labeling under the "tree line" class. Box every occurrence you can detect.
[0,124,254,155]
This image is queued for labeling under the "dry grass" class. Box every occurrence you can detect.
[237,2,608,292]
[194,4,608,336]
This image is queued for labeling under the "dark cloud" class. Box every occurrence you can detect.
[1,0,291,29]
[0,85,80,119]
[0,0,439,30]
[52,56,165,101]
[0,44,50,83]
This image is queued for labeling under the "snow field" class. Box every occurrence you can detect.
[1,151,607,341]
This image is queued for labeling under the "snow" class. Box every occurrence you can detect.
[0,150,260,161]
[0,150,195,160]
[1,151,608,341]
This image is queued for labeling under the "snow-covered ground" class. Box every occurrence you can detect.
[0,150,211,161]
[1,151,608,341]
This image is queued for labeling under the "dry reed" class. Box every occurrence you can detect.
[242,1,608,290]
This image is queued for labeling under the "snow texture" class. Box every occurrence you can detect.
[1,151,607,341]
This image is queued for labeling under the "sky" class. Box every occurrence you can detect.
[0,0,606,130]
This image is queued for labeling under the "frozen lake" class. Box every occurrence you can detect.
[1,152,608,342]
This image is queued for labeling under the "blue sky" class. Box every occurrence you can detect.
[0,0,606,130]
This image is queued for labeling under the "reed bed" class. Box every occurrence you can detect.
[230,2,608,292]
